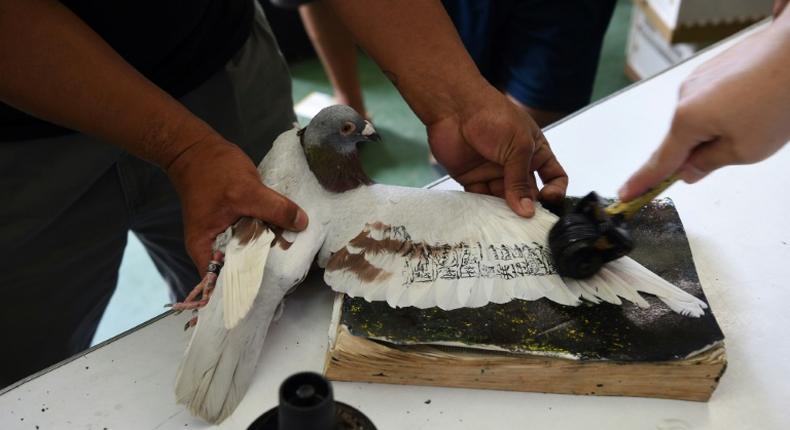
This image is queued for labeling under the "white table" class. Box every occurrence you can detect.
[2,23,789,430]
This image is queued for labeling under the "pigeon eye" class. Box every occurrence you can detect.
[340,122,356,136]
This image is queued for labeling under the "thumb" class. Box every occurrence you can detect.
[503,146,537,217]
[184,185,308,275]
[247,185,309,232]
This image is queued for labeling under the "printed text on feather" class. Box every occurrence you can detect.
[327,221,558,285]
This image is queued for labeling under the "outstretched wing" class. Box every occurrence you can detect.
[322,187,707,317]
[222,218,275,329]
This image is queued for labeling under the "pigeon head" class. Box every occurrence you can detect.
[299,105,379,193]
[301,105,380,153]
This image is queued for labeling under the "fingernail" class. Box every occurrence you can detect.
[520,197,534,216]
[293,209,308,230]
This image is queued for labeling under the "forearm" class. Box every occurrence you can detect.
[0,0,218,168]
[325,0,493,124]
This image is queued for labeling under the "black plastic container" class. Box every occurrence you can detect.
[248,372,376,430]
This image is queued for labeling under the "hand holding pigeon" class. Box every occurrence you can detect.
[166,134,309,274]
[426,85,568,218]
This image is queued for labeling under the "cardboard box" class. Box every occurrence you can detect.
[625,6,704,81]
[636,0,772,43]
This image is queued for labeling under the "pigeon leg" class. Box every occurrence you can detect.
[167,251,224,312]
[183,312,199,331]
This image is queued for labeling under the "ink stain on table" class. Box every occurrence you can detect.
[340,198,724,361]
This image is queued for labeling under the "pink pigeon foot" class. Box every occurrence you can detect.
[166,251,225,325]
[183,313,199,331]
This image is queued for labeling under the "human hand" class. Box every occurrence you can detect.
[320,0,567,217]
[427,85,568,217]
[775,0,789,17]
[619,20,790,201]
[166,135,308,273]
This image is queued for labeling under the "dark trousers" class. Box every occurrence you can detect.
[0,4,296,387]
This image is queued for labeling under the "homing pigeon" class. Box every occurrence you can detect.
[173,105,707,423]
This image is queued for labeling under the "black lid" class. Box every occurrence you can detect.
[248,372,376,430]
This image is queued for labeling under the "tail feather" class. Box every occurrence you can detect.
[175,274,284,423]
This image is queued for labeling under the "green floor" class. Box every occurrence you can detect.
[92,0,635,345]
[592,0,635,101]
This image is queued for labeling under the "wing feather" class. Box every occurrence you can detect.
[222,219,275,329]
[322,187,707,317]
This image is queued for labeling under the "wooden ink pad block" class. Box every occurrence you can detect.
[324,198,726,401]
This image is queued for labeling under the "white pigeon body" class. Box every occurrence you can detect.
[174,106,707,423]
[174,129,328,422]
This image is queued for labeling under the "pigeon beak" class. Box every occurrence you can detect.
[361,121,381,142]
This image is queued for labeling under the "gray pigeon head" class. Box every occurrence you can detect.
[300,105,380,155]
[299,105,378,193]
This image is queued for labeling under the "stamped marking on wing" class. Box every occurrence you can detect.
[403,241,557,284]
[326,222,558,286]
[325,220,707,316]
